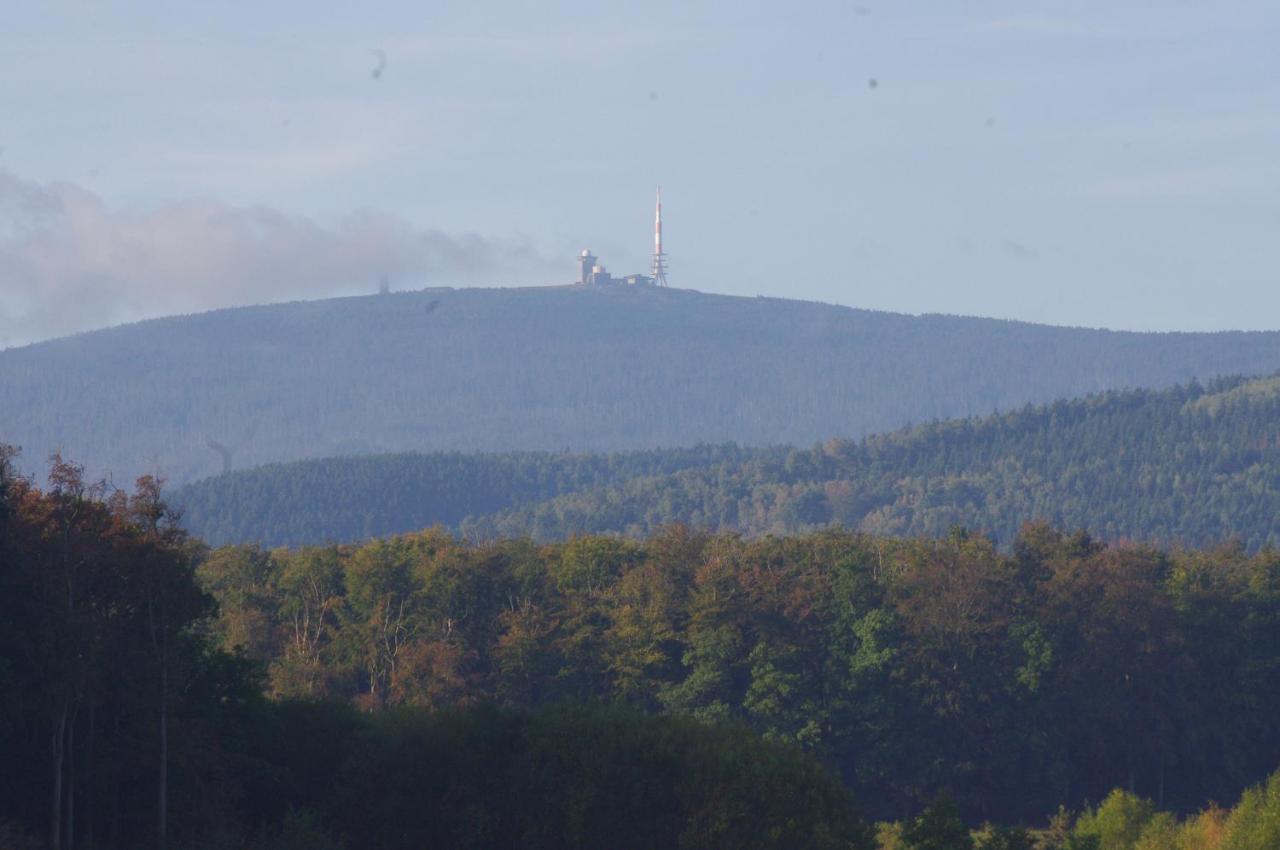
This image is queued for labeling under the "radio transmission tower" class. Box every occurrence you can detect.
[650,186,669,286]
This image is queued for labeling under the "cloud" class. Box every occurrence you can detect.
[0,171,556,347]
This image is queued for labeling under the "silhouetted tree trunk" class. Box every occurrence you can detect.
[109,714,121,850]
[85,699,96,850]
[159,658,168,850]
[51,705,67,850]
[150,595,169,850]
[65,708,75,850]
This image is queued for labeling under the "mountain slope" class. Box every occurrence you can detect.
[6,285,1280,484]
[177,374,1280,551]
[173,444,772,548]
[476,374,1280,550]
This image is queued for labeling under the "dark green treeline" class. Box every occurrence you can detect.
[177,443,767,548]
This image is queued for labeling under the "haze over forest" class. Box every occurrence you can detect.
[7,286,1280,487]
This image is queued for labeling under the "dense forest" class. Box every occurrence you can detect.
[176,444,772,547]
[5,448,1280,849]
[0,449,869,850]
[189,524,1280,824]
[7,285,1280,485]
[178,373,1280,551]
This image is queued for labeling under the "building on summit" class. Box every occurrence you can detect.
[575,250,655,287]
[576,188,669,287]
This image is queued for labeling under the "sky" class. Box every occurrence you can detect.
[1,0,1278,346]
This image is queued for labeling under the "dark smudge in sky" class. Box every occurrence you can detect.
[368,48,387,80]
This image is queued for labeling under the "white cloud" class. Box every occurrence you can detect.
[0,170,557,347]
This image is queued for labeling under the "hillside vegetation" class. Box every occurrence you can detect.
[7,285,1280,484]
[8,448,1280,849]
[176,444,777,547]
[0,458,871,850]
[178,374,1280,551]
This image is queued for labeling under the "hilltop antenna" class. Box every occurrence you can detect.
[650,186,669,287]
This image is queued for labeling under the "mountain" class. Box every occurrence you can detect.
[177,374,1280,551]
[6,285,1280,485]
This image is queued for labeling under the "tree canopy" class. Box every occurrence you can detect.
[191,520,1280,823]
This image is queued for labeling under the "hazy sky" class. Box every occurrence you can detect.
[2,1,1278,345]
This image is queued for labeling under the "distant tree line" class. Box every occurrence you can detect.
[176,444,769,547]
[178,374,1280,551]
[882,783,1280,850]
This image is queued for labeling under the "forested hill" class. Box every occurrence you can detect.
[177,373,1280,551]
[176,444,775,548]
[7,285,1280,485]
[478,373,1280,550]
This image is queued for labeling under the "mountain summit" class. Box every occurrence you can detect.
[4,285,1280,484]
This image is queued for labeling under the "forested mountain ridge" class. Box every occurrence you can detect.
[176,374,1280,551]
[7,285,1280,485]
[176,444,774,547]
[480,372,1280,550]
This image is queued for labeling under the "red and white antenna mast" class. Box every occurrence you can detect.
[650,186,669,286]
